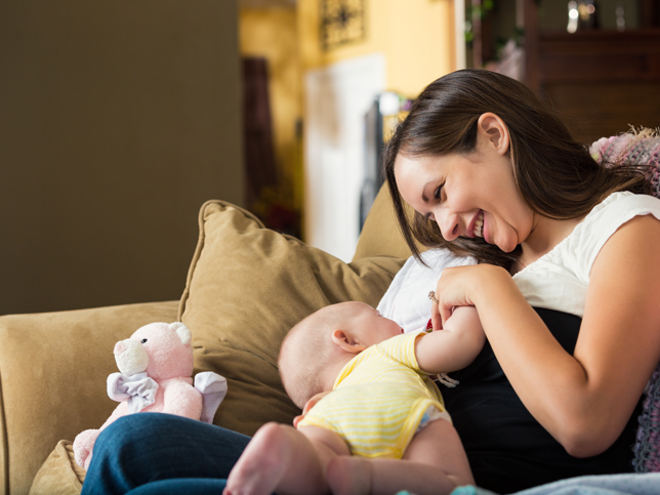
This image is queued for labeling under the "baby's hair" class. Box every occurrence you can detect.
[279,306,344,409]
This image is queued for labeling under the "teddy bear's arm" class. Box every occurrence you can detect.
[94,401,130,432]
[161,379,203,419]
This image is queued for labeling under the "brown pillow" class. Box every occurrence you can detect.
[178,200,405,435]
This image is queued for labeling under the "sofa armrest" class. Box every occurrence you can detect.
[0,300,179,495]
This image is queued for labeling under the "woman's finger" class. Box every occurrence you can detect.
[439,305,454,328]
[429,291,443,330]
[431,301,443,330]
[432,269,467,328]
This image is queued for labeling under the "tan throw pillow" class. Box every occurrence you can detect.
[178,201,405,436]
[28,441,84,495]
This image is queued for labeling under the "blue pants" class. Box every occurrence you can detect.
[80,413,250,495]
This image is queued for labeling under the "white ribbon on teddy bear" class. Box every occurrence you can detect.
[107,371,159,413]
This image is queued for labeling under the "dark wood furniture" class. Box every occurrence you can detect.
[523,0,660,145]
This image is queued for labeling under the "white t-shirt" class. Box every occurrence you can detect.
[513,191,660,317]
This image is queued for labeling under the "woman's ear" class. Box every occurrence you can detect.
[331,329,366,354]
[477,112,510,156]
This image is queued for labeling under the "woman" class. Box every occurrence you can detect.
[383,69,660,492]
[82,70,660,494]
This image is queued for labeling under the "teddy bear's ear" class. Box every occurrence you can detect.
[170,322,192,345]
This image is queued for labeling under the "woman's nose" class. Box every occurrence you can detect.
[437,212,460,241]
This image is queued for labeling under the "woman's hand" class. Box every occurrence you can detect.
[430,263,512,330]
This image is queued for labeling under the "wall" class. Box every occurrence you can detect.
[297,0,456,98]
[296,0,456,259]
[0,1,242,315]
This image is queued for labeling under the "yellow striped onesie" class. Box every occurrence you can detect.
[297,332,451,459]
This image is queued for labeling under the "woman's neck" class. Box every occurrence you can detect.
[517,215,585,270]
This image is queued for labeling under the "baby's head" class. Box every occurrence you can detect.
[279,301,403,408]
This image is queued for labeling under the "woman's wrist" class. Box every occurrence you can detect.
[469,264,513,307]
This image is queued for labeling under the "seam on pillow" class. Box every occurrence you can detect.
[178,200,266,321]
[63,441,85,489]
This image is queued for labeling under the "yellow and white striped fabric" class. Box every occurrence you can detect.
[297,332,450,458]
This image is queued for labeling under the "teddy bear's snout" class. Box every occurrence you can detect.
[114,338,150,376]
[114,341,126,356]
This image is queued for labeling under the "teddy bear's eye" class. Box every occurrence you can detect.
[141,338,148,344]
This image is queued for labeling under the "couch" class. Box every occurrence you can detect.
[3,130,660,495]
[0,184,412,495]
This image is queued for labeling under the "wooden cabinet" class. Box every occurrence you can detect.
[522,0,660,144]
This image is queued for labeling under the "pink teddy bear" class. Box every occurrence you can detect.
[73,322,225,470]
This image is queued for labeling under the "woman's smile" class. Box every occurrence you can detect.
[469,210,485,239]
[393,149,532,254]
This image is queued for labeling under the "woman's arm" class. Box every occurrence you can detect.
[415,306,486,374]
[431,215,660,457]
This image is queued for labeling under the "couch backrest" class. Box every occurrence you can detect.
[353,183,414,261]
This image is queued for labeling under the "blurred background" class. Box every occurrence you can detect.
[1,0,658,315]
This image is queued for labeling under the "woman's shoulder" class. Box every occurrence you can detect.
[569,191,660,277]
[579,191,660,238]
[594,190,660,213]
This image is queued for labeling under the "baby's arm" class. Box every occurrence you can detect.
[415,306,485,374]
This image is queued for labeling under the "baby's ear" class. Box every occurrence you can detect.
[331,329,366,354]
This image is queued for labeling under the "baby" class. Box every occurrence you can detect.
[224,301,485,495]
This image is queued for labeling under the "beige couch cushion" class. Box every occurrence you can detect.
[178,200,405,435]
[353,182,415,261]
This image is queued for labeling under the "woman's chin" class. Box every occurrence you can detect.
[494,239,517,253]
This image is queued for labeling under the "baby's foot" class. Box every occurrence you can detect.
[223,423,288,495]
[327,456,372,495]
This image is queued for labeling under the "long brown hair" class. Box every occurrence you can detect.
[383,69,652,269]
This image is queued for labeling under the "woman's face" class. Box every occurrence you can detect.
[393,146,535,254]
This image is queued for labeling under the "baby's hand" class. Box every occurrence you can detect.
[293,391,330,428]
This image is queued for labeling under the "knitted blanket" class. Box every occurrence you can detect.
[589,128,660,473]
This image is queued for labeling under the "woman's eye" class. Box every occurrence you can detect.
[434,185,443,199]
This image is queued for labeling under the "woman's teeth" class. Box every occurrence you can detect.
[474,211,484,238]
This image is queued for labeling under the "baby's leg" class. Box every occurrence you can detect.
[328,419,474,495]
[223,422,349,495]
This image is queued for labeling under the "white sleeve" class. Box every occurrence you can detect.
[571,192,660,285]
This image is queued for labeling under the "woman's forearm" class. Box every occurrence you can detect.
[470,219,660,456]
[470,273,600,455]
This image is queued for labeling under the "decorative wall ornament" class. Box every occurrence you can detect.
[320,0,366,51]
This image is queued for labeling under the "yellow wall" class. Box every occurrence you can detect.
[298,0,456,98]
